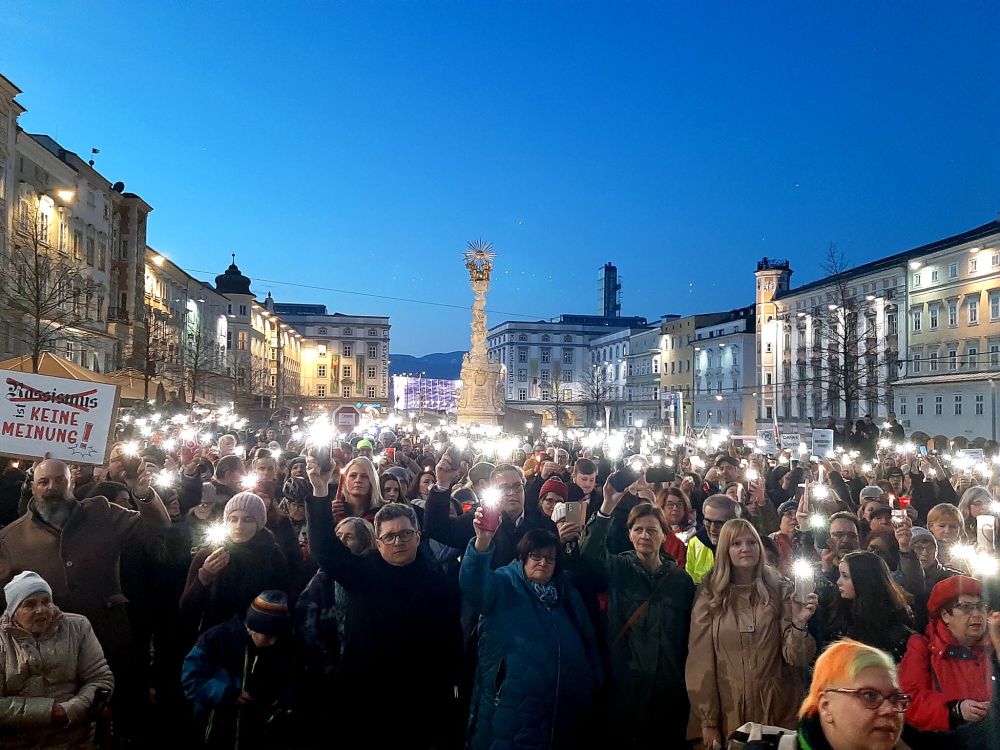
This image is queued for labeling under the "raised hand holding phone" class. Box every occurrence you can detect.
[473,506,496,552]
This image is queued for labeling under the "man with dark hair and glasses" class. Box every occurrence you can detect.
[303,462,463,749]
[685,494,739,584]
[424,459,557,570]
[899,575,1000,742]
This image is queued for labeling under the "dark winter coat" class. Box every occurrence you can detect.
[181,617,293,750]
[579,513,695,746]
[179,528,289,635]
[460,540,603,750]
[305,490,463,750]
[0,495,170,669]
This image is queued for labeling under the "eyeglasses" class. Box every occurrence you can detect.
[495,483,525,495]
[378,529,417,545]
[830,531,860,540]
[527,551,557,564]
[824,687,911,713]
[703,518,728,528]
[951,601,989,615]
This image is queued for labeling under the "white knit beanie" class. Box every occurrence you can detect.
[4,571,52,617]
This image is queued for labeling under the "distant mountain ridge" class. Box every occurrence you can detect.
[390,351,465,380]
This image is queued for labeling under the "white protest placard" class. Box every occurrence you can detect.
[756,428,777,453]
[811,429,835,457]
[958,448,985,463]
[780,433,801,450]
[1,369,119,465]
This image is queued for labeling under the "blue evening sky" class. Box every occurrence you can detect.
[2,2,998,355]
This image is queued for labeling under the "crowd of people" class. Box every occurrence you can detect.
[0,406,999,750]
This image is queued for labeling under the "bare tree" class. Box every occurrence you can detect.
[182,326,225,405]
[795,244,898,424]
[581,364,614,426]
[0,200,103,372]
[227,349,270,410]
[135,308,172,401]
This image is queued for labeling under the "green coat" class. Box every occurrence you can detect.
[580,513,696,745]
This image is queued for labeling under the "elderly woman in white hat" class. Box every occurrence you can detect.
[0,570,114,749]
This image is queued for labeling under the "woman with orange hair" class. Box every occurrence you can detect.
[795,639,909,750]
[686,519,818,748]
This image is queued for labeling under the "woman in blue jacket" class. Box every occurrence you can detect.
[461,509,603,750]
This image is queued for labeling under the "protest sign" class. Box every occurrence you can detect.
[811,429,835,457]
[756,428,777,453]
[958,448,985,463]
[780,433,801,450]
[1,369,119,465]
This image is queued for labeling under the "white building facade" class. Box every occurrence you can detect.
[693,307,756,432]
[487,314,648,426]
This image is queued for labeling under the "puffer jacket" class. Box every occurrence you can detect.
[899,618,996,732]
[0,609,114,750]
[686,578,816,738]
[579,513,695,745]
[460,540,603,750]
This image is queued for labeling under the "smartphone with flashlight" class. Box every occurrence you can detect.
[645,467,676,484]
[611,465,642,493]
[307,444,333,473]
[480,491,502,533]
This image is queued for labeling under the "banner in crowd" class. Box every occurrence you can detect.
[756,428,777,453]
[0,370,119,465]
[811,429,834,457]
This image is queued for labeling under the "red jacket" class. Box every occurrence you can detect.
[662,531,687,568]
[898,618,994,730]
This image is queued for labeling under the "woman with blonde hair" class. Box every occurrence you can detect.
[794,639,909,750]
[926,503,967,570]
[686,518,818,748]
[333,456,384,523]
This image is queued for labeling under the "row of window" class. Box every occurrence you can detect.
[909,345,1000,372]
[314,343,381,358]
[315,384,380,399]
[514,388,574,401]
[507,368,574,384]
[897,394,986,417]
[911,296,999,332]
[500,333,575,344]
[315,327,382,337]
[912,254,1000,288]
[316,364,380,380]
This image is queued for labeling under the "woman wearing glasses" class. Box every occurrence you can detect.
[899,576,1000,744]
[686,519,818,749]
[796,639,909,750]
[655,485,696,567]
[461,508,603,750]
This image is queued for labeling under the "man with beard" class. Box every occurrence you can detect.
[0,458,169,698]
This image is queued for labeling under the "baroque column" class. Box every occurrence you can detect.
[457,240,506,425]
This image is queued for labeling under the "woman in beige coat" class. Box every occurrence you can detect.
[686,519,818,749]
[0,571,113,750]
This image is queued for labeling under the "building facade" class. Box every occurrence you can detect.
[692,307,756,432]
[487,314,648,426]
[272,302,390,429]
[894,220,1000,441]
[755,255,904,433]
[6,131,119,372]
[144,250,230,405]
